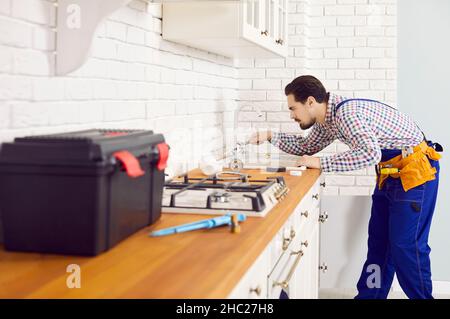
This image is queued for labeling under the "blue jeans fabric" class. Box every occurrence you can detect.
[355,147,440,299]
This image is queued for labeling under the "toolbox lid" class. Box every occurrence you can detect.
[0,129,166,166]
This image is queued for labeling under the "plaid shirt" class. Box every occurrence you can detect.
[270,93,424,172]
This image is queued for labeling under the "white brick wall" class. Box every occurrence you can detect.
[0,0,397,193]
[236,0,397,196]
[0,0,237,177]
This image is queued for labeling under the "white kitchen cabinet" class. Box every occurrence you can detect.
[228,244,270,299]
[162,0,289,58]
[228,178,321,299]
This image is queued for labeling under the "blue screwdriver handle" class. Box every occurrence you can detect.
[151,216,228,236]
[150,214,246,237]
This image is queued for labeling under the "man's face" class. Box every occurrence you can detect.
[287,94,316,130]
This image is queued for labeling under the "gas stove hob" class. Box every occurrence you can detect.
[161,172,289,217]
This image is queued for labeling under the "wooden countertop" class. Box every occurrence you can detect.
[0,168,321,299]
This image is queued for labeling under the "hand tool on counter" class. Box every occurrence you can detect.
[149,213,247,237]
[243,164,307,172]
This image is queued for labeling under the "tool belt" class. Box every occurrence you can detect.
[377,141,442,192]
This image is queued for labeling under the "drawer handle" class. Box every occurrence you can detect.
[249,285,262,296]
[312,193,319,200]
[282,228,296,250]
[301,210,309,218]
[261,30,269,36]
[319,262,328,273]
[275,39,284,45]
[273,250,304,289]
[319,211,329,223]
[301,240,308,248]
[290,229,296,239]
[282,237,291,251]
[320,182,326,187]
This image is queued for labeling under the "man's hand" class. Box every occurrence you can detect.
[296,155,321,169]
[248,130,273,145]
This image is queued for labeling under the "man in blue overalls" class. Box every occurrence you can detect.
[250,75,442,299]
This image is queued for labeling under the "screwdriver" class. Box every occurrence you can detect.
[149,213,246,237]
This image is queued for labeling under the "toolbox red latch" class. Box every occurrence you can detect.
[113,150,145,178]
[156,143,169,171]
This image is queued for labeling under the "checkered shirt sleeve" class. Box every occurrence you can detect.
[270,124,335,156]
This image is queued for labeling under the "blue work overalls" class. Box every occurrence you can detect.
[355,147,440,299]
[332,99,441,299]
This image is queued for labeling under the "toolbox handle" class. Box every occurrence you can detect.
[113,150,145,178]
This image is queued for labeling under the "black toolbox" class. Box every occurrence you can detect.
[0,129,169,256]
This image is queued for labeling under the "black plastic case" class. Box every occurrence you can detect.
[0,129,168,256]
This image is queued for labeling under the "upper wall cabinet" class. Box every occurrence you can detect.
[162,0,289,58]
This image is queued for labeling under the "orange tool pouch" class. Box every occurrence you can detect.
[377,141,442,192]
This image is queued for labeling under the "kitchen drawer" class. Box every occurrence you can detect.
[228,243,270,299]
[230,174,321,299]
[267,219,317,299]
[268,213,296,273]
[289,224,319,298]
[268,179,321,279]
[267,236,305,299]
[298,206,319,244]
[293,199,320,243]
[291,208,319,258]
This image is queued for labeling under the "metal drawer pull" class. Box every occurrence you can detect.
[249,285,262,296]
[301,210,308,218]
[312,193,319,200]
[282,228,296,251]
[301,240,308,248]
[320,182,326,187]
[319,211,328,223]
[282,237,290,251]
[261,30,269,36]
[273,250,304,289]
[275,39,284,45]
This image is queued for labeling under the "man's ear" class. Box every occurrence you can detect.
[307,96,317,108]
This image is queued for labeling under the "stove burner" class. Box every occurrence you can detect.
[162,173,289,217]
[211,191,231,203]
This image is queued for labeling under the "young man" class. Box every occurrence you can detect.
[249,75,442,299]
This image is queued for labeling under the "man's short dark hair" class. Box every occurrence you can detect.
[285,75,329,104]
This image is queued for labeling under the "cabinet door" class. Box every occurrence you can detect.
[301,223,319,298]
[289,213,319,298]
[228,244,270,299]
[242,0,263,42]
[266,0,278,42]
[309,223,320,298]
[241,0,289,57]
[277,0,287,46]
